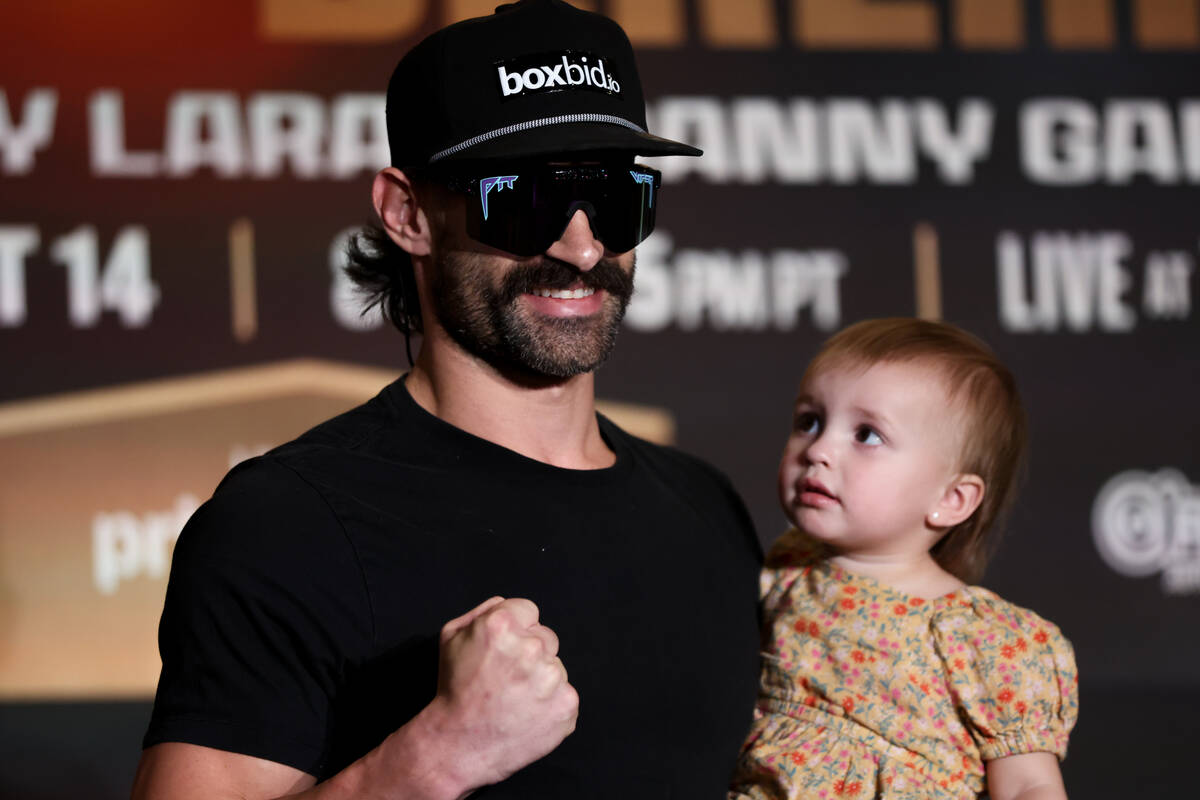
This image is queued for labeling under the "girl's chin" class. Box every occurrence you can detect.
[788,515,836,544]
[791,506,829,528]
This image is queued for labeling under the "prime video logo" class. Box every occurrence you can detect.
[497,52,621,98]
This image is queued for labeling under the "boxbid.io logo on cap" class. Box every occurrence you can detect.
[496,51,621,99]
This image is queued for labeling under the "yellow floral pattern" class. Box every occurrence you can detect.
[730,529,1079,799]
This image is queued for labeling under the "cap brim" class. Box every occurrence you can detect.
[435,120,702,163]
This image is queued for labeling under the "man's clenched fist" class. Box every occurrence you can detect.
[432,597,578,789]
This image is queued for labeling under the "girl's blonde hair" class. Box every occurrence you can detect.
[802,318,1027,583]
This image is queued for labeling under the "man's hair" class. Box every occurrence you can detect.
[344,223,423,337]
[801,317,1027,584]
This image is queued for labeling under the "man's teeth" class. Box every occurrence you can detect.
[532,287,595,299]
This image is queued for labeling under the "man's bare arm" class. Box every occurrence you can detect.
[131,597,578,800]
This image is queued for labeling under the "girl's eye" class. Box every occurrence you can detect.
[794,411,821,434]
[855,426,883,445]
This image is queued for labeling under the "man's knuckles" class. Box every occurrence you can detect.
[482,598,538,636]
[517,634,548,662]
[483,606,518,638]
[497,597,540,626]
[530,624,560,656]
[556,680,579,718]
[440,595,505,642]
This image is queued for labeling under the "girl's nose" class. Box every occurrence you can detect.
[802,435,832,467]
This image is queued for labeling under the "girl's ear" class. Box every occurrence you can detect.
[372,167,433,257]
[928,474,985,529]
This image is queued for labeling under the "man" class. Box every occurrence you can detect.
[132,1,761,797]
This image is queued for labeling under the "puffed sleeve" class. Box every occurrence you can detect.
[760,527,822,602]
[931,590,1079,762]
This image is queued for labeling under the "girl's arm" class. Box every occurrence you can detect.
[986,752,1068,800]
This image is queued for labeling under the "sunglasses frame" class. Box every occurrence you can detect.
[432,161,662,256]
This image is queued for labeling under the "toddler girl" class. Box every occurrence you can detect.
[731,318,1078,800]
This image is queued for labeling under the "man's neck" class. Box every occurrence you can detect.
[405,335,615,470]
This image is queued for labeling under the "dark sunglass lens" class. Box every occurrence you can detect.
[466,172,544,256]
[595,168,657,253]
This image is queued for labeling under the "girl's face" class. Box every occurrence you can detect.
[778,359,967,560]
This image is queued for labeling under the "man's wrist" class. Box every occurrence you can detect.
[340,698,478,800]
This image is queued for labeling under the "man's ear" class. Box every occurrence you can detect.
[928,474,985,529]
[372,167,433,257]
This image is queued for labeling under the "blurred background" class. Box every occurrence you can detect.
[0,1,1196,796]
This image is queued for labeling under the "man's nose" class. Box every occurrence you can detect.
[544,208,603,271]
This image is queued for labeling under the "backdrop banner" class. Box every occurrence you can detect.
[1,0,1196,716]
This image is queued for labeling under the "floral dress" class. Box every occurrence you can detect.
[730,529,1078,800]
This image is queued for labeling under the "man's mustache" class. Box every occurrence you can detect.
[498,257,634,305]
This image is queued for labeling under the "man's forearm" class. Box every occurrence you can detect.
[291,701,474,800]
[131,705,475,800]
[135,598,575,800]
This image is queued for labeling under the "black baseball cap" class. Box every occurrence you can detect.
[385,0,701,168]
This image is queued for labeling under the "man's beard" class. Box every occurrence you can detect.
[429,249,635,380]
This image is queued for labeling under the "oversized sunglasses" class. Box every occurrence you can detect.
[441,163,661,256]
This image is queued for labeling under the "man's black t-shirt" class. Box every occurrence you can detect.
[144,378,761,797]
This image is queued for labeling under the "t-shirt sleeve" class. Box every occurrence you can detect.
[932,593,1079,762]
[143,457,374,776]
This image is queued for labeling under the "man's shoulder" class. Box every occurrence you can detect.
[269,384,399,462]
[182,385,405,555]
[229,379,425,488]
[177,455,345,565]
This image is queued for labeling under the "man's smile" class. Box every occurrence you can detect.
[530,286,597,299]
[522,282,606,318]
